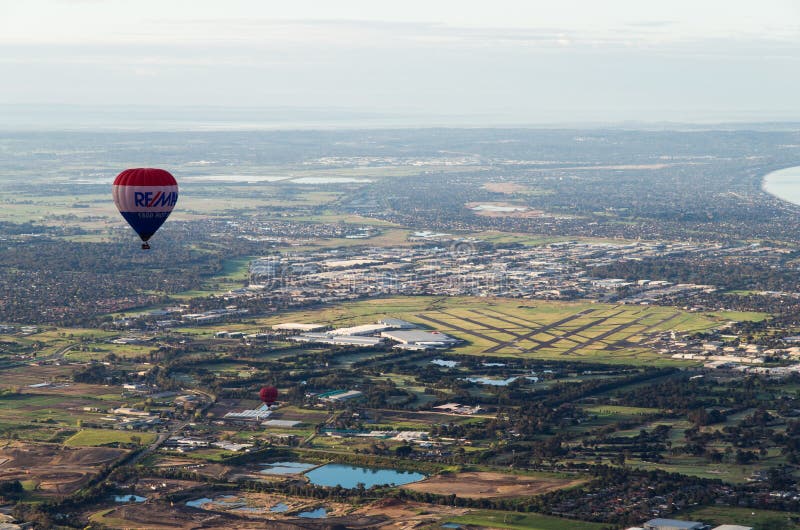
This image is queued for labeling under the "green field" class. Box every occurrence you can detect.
[683,505,800,529]
[447,509,608,530]
[64,429,155,447]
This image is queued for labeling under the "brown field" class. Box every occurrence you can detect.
[403,471,585,499]
[93,503,273,530]
[353,498,469,529]
[0,442,127,496]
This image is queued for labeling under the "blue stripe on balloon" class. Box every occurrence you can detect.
[120,211,170,242]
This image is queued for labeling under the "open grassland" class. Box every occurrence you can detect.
[242,297,764,365]
[64,429,155,447]
[447,509,607,530]
[684,506,800,529]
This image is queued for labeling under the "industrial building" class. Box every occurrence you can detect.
[223,404,272,422]
[290,333,385,347]
[272,322,326,332]
[378,318,417,329]
[318,389,363,402]
[380,330,459,348]
[642,519,708,530]
[328,323,392,336]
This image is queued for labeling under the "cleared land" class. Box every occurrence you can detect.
[403,471,585,499]
[0,442,127,496]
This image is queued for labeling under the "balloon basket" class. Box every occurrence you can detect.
[141,243,151,250]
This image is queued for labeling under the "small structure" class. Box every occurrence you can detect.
[432,403,482,415]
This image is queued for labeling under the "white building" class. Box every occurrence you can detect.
[381,330,459,348]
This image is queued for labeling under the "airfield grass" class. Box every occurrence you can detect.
[64,429,155,447]
[194,296,769,365]
[447,509,607,530]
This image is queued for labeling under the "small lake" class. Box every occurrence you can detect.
[113,494,146,503]
[270,502,290,513]
[290,177,373,184]
[431,359,458,368]
[304,464,425,488]
[260,461,316,475]
[763,166,800,205]
[298,507,328,518]
[465,375,539,386]
[186,497,212,509]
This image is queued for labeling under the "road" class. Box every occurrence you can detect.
[130,389,216,464]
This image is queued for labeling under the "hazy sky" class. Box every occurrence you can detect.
[1,0,799,126]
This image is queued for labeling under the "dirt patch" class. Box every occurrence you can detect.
[355,498,469,528]
[403,471,585,499]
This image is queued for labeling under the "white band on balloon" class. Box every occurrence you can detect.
[112,185,179,213]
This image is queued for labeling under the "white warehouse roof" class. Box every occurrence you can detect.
[381,330,459,345]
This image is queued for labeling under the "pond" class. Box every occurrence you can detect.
[185,497,213,509]
[298,507,328,518]
[260,461,316,475]
[431,359,458,368]
[113,494,146,503]
[304,464,425,488]
[270,502,290,513]
[465,375,539,386]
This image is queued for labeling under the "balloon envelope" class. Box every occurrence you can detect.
[112,168,178,243]
[259,386,278,405]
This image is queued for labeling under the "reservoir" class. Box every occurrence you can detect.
[762,166,800,205]
[304,464,425,488]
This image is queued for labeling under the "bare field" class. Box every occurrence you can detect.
[0,442,127,496]
[403,471,585,499]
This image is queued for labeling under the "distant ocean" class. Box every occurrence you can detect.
[763,166,800,206]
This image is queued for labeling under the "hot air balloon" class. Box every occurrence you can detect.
[259,386,278,407]
[112,168,178,249]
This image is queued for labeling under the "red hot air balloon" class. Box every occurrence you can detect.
[112,168,178,249]
[259,386,278,407]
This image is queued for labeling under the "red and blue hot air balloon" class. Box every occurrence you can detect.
[112,168,178,249]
